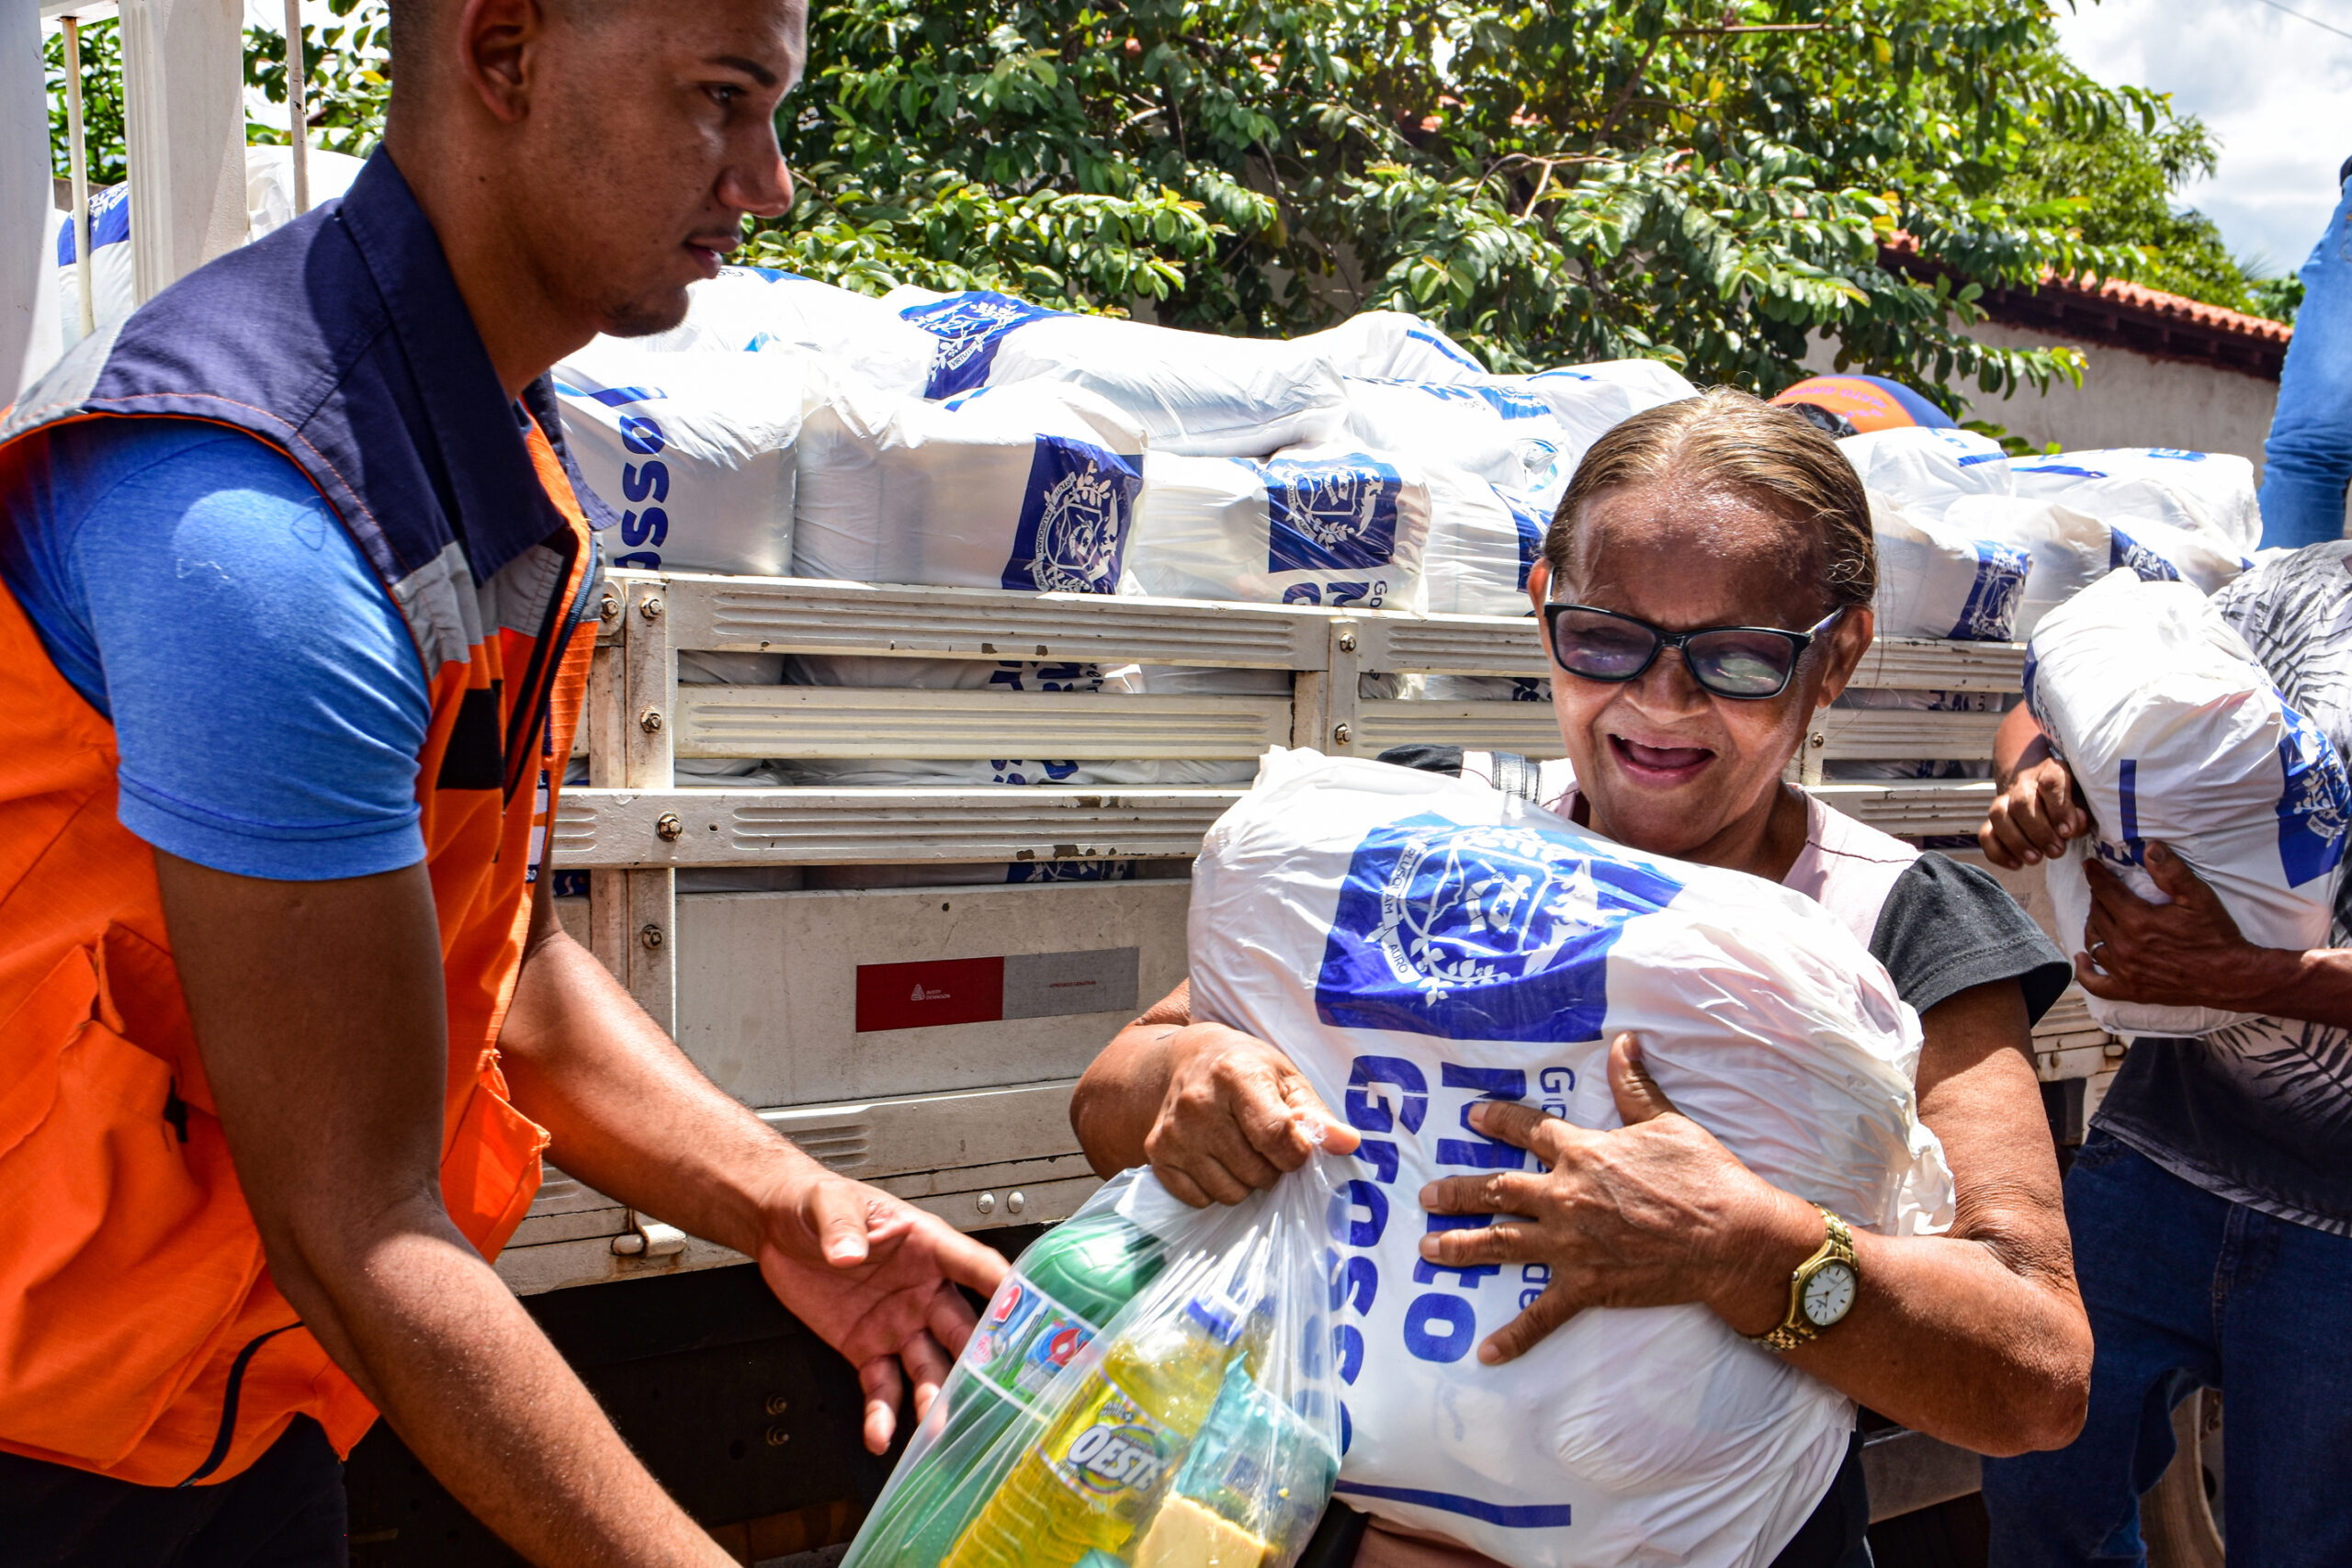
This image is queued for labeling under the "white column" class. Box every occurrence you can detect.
[0,0,61,396]
[118,0,244,304]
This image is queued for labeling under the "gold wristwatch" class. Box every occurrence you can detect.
[1748,1207,1859,1352]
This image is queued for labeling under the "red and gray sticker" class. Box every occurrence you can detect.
[854,948,1139,1032]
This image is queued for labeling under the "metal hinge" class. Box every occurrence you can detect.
[611,1212,689,1258]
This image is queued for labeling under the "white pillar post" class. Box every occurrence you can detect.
[118,0,244,303]
[0,0,60,396]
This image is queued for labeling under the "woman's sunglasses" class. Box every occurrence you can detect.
[1540,604,1846,701]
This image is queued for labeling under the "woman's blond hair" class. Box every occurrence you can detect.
[1544,386,1877,611]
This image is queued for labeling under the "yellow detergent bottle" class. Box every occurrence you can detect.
[941,1287,1253,1568]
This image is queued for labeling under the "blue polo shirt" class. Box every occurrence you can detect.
[0,416,432,880]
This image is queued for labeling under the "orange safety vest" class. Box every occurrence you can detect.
[0,150,606,1488]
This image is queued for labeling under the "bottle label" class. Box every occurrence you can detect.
[1041,1382,1179,1516]
[967,1275,1099,1412]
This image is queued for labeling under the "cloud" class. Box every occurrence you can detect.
[2053,0,2351,277]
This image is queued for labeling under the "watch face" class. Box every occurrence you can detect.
[1802,1261,1858,1328]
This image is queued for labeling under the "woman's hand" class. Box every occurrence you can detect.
[1417,1034,1818,1363]
[1979,754,2089,869]
[2076,841,2301,1010]
[1141,1021,1360,1208]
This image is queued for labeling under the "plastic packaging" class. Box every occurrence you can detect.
[552,339,807,575]
[1125,447,1430,610]
[1416,466,1549,618]
[888,288,1348,457]
[843,1165,1344,1568]
[637,266,939,395]
[1867,492,2031,642]
[2030,570,2351,1036]
[1298,311,1488,383]
[1340,375,1632,498]
[1941,496,2110,642]
[2011,448,2261,554]
[1184,749,1953,1568]
[1838,426,2011,525]
[794,378,1145,592]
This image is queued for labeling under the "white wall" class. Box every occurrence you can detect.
[1959,319,2280,479]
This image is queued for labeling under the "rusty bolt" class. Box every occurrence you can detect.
[639,923,664,951]
[638,594,664,621]
[1331,722,1352,747]
[655,812,684,841]
[764,1394,789,1416]
[1336,630,1358,654]
[597,594,620,622]
[1808,732,1826,750]
[764,1425,790,1447]
[639,708,664,734]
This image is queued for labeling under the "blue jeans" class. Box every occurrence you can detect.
[2260,177,2352,547]
[1981,1131,2352,1566]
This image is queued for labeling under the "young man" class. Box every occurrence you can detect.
[0,3,1004,1564]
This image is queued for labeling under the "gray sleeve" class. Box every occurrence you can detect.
[1868,852,2073,1023]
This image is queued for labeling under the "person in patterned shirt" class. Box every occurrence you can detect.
[1976,541,2352,1566]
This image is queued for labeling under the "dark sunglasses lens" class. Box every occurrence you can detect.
[1684,630,1799,696]
[1550,612,1658,680]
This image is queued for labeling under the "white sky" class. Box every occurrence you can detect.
[2052,0,2351,279]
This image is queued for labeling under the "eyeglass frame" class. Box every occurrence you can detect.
[1537,602,1849,701]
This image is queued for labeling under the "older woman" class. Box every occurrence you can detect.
[1071,389,2091,1567]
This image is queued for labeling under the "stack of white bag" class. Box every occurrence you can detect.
[886,287,1351,455]
[553,338,808,576]
[2029,570,2352,1036]
[1125,446,1432,610]
[631,265,938,396]
[794,377,1145,592]
[1845,429,2247,640]
[1189,750,1953,1568]
[2012,448,2262,555]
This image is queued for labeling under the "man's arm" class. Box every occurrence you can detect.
[497,874,1009,1450]
[156,853,732,1568]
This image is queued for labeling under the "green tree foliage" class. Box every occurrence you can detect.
[754,0,2216,409]
[1999,108,2284,319]
[42,3,389,190]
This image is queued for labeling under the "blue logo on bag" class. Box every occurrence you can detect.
[2144,448,2207,461]
[901,291,1062,398]
[2018,463,2107,480]
[1947,540,2030,640]
[1501,491,1547,591]
[2109,526,2182,584]
[1263,454,1402,574]
[56,184,131,265]
[2277,704,2350,886]
[1314,816,1683,1041]
[1002,436,1140,594]
[1418,383,1548,422]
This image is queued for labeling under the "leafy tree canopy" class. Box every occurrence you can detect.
[42,0,2278,410]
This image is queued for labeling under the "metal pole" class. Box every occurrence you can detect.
[62,14,92,340]
[282,0,307,213]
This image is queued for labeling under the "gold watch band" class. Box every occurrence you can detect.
[1748,1206,1857,1353]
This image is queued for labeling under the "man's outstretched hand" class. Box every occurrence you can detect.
[756,1174,1010,1453]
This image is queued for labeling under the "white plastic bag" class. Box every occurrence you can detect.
[2098,514,2248,595]
[1186,750,1952,1568]
[1942,496,2110,641]
[1868,492,2031,642]
[552,340,806,575]
[638,266,938,395]
[2029,570,2351,1036]
[1838,426,2011,525]
[1125,447,1430,609]
[1341,375,1634,499]
[795,378,1145,592]
[890,288,1348,457]
[1417,466,1550,618]
[842,1164,1345,1568]
[243,146,366,238]
[2011,448,2261,555]
[1533,359,1700,413]
[1300,310,1488,382]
